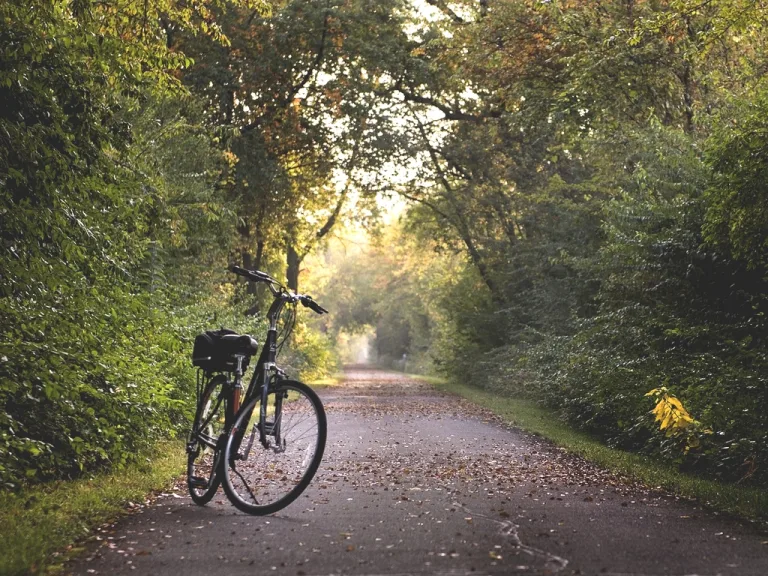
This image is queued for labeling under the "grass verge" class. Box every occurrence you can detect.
[426,377,768,524]
[0,440,186,575]
[308,374,342,389]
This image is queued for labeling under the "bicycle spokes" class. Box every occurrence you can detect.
[222,381,327,515]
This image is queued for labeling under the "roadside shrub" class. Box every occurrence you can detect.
[282,321,339,382]
[524,128,768,483]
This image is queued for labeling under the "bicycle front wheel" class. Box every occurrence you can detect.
[222,380,327,515]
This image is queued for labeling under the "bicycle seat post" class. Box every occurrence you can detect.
[233,354,246,413]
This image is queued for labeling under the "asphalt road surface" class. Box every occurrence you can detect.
[69,367,768,576]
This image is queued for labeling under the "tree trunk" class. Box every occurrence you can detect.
[413,116,504,305]
[459,229,502,305]
[491,197,517,247]
[287,244,301,291]
[255,240,264,271]
[241,249,259,295]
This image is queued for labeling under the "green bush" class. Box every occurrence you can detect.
[513,127,768,483]
[0,0,231,487]
[281,321,340,381]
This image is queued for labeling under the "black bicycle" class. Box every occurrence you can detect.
[187,266,328,515]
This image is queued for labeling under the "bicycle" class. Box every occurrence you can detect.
[187,266,328,515]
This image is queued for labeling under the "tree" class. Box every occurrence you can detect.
[180,0,416,290]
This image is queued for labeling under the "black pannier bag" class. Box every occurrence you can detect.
[192,328,237,372]
[192,328,257,373]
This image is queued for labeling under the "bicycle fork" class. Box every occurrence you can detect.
[231,365,288,462]
[262,365,289,450]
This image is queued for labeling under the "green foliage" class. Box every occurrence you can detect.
[339,0,768,487]
[455,125,768,484]
[0,290,190,485]
[705,86,768,270]
[426,259,501,382]
[552,127,767,482]
[0,0,253,487]
[282,321,340,382]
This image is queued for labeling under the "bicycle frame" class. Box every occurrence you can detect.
[230,283,292,454]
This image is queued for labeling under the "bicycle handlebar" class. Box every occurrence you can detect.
[229,266,328,315]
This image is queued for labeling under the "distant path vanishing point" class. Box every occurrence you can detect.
[69,366,768,575]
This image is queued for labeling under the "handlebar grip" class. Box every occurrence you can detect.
[300,296,328,315]
[310,301,328,314]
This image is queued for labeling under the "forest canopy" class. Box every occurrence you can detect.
[2,0,768,487]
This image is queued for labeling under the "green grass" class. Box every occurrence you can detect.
[427,377,768,524]
[0,441,186,575]
[308,375,342,389]
[406,372,446,386]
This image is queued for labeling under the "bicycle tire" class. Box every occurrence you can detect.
[187,374,227,505]
[221,379,327,515]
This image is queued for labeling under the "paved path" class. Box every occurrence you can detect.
[69,368,768,575]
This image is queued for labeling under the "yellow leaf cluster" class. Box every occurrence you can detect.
[651,394,694,434]
[645,387,712,453]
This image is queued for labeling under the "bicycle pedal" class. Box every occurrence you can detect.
[188,476,208,488]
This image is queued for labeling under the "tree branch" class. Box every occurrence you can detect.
[241,6,331,133]
[299,191,345,260]
[408,112,500,299]
[425,0,464,24]
[395,188,454,224]
[396,84,502,122]
[298,140,361,259]
[287,9,330,104]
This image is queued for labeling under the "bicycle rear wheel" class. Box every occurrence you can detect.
[222,379,327,515]
[187,374,227,505]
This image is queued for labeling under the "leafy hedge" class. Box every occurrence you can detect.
[418,121,768,486]
[0,0,283,488]
[0,293,196,485]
